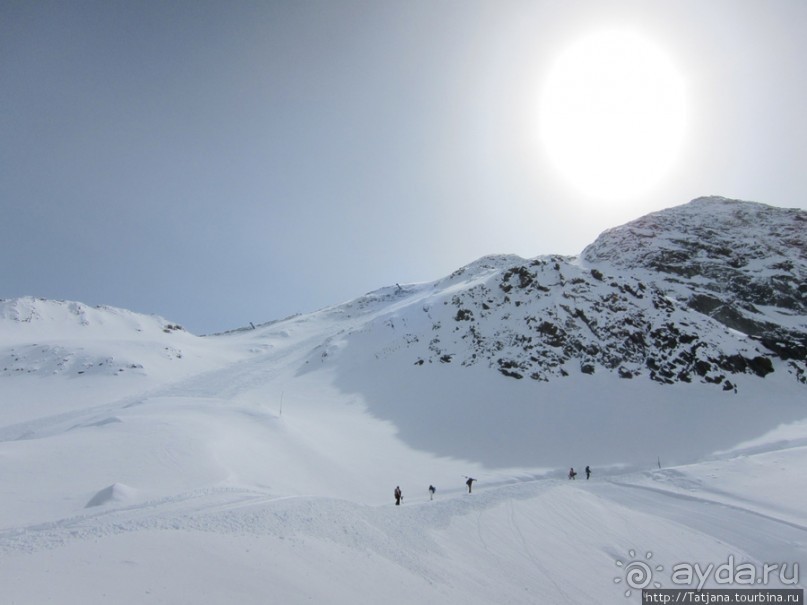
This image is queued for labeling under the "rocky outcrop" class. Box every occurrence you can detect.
[367,198,806,389]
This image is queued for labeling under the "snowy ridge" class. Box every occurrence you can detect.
[0,297,179,336]
[582,197,805,284]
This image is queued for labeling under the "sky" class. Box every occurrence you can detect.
[2,0,806,335]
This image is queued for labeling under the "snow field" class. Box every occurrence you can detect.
[0,289,804,603]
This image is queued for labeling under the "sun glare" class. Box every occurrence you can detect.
[539,29,687,201]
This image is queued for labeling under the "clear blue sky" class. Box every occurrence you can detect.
[2,1,805,334]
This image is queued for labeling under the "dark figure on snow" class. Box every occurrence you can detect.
[466,477,476,493]
[568,467,577,480]
[585,465,591,480]
[394,486,402,506]
[428,485,436,500]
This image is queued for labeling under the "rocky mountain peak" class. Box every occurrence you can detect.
[336,198,805,390]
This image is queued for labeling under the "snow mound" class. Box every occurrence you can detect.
[85,483,139,508]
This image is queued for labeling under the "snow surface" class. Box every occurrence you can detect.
[0,291,804,605]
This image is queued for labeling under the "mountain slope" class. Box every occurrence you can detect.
[307,198,805,397]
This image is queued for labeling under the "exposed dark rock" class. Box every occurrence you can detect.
[748,356,774,377]
[455,309,473,321]
[401,198,805,391]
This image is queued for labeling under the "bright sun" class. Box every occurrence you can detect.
[539,29,687,201]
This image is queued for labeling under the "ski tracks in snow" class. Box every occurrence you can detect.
[587,477,807,576]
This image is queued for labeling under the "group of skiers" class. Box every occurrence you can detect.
[395,468,592,505]
[394,477,475,505]
[568,465,592,480]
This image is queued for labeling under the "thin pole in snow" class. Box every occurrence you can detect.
[279,391,284,417]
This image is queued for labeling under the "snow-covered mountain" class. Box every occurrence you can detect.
[375,197,802,386]
[0,197,805,604]
[583,196,806,377]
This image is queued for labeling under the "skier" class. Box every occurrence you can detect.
[428,485,436,500]
[466,477,476,493]
[394,486,402,506]
[568,467,577,480]
[585,465,591,480]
